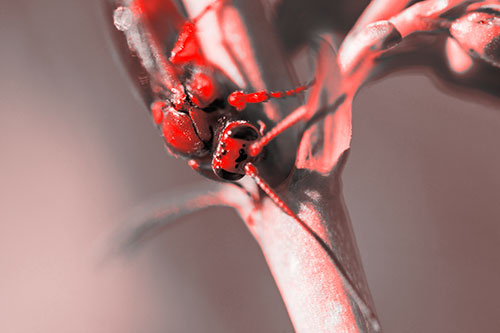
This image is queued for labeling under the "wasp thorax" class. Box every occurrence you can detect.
[212,121,260,181]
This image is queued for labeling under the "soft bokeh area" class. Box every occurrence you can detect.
[1,1,499,332]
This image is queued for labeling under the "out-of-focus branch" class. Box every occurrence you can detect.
[351,0,413,32]
[338,0,500,101]
[113,180,254,255]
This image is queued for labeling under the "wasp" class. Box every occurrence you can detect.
[112,0,318,212]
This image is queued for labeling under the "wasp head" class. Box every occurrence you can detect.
[212,121,261,181]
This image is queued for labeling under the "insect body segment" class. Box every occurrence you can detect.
[151,97,219,158]
[212,121,261,181]
[161,106,207,157]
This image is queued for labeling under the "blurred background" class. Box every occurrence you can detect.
[1,0,499,332]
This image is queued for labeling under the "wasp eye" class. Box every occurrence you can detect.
[228,125,259,141]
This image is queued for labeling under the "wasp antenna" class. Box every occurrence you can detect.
[228,80,315,111]
[248,103,310,157]
[249,94,346,158]
[244,162,381,331]
[244,163,296,217]
[267,80,315,101]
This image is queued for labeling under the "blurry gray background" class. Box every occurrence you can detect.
[1,1,499,332]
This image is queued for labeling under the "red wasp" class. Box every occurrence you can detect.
[112,0,318,216]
